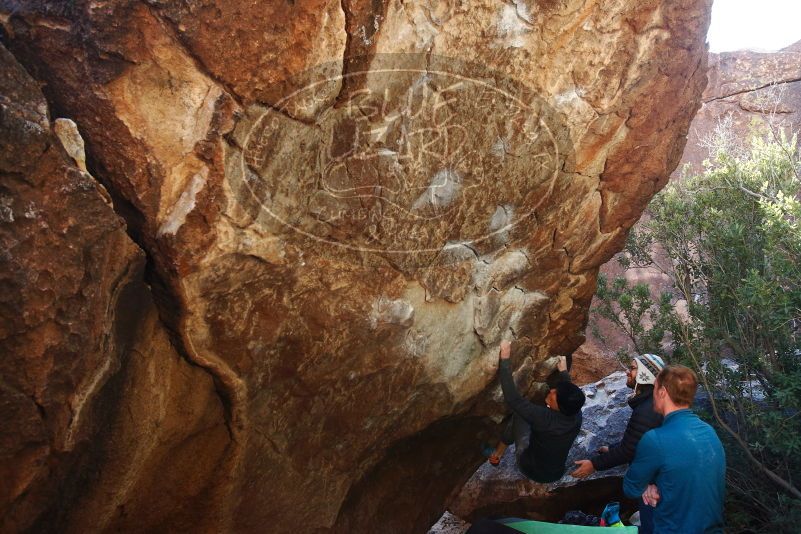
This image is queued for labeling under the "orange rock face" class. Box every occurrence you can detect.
[0,1,711,532]
[0,44,229,533]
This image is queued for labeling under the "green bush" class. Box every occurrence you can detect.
[592,130,801,532]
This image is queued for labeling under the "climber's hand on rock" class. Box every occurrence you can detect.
[557,356,568,372]
[571,459,595,479]
[642,484,661,507]
[499,340,512,360]
[597,446,609,454]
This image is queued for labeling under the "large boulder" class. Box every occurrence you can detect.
[0,1,711,532]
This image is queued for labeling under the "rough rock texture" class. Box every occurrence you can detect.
[428,511,472,534]
[432,372,633,531]
[0,44,229,533]
[569,343,623,385]
[585,40,801,361]
[0,1,711,532]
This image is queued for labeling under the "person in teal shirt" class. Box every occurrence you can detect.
[623,365,725,534]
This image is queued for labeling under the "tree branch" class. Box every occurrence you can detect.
[678,320,801,499]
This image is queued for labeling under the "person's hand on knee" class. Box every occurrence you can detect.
[571,459,595,478]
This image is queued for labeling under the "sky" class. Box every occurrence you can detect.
[708,0,801,52]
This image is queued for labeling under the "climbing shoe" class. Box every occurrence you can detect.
[480,443,501,466]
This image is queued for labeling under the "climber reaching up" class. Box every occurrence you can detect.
[486,340,586,483]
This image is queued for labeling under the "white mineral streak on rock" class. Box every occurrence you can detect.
[53,118,87,172]
[411,169,462,211]
[23,202,40,219]
[370,296,415,328]
[403,328,429,358]
[442,241,479,262]
[553,88,582,108]
[103,26,222,222]
[64,353,114,450]
[474,286,549,346]
[158,167,208,236]
[496,2,533,49]
[489,204,513,244]
[401,283,484,401]
[490,137,510,161]
[500,288,550,338]
[0,195,14,223]
[401,246,549,403]
[473,249,530,294]
[473,289,501,340]
[394,4,439,50]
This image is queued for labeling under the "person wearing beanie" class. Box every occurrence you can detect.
[571,353,665,534]
[489,340,586,483]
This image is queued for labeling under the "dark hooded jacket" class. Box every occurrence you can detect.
[590,386,663,471]
[499,360,582,482]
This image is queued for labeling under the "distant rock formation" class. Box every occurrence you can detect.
[0,1,711,532]
[682,41,801,173]
[585,40,801,362]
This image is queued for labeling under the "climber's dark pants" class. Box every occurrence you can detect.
[500,413,531,465]
[639,498,655,534]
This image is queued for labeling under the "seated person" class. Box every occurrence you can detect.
[489,340,586,483]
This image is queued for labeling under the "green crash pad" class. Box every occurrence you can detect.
[498,518,638,533]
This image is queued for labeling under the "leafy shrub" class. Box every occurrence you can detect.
[592,129,801,532]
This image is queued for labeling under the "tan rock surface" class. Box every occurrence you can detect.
[1,1,711,532]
